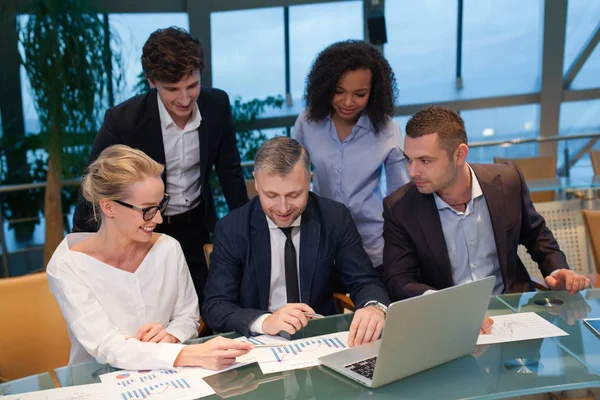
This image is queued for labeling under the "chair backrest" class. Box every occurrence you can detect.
[246,179,258,199]
[0,273,70,381]
[583,209,600,275]
[494,155,557,203]
[590,150,600,176]
[203,244,214,269]
[517,200,591,283]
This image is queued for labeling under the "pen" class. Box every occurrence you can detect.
[305,312,325,319]
[251,344,288,348]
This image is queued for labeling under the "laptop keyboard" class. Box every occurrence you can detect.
[345,356,377,380]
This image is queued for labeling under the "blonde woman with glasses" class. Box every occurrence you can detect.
[47,145,251,370]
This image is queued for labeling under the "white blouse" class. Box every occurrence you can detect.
[47,233,200,370]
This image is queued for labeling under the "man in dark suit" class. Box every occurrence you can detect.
[383,106,590,322]
[203,137,390,345]
[73,27,248,306]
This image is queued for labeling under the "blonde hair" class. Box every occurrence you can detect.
[81,145,165,222]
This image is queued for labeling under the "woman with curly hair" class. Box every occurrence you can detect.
[293,40,409,274]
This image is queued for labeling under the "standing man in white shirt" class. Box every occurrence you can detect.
[73,27,248,308]
[203,137,390,346]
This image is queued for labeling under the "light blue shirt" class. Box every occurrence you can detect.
[434,166,504,295]
[293,110,410,267]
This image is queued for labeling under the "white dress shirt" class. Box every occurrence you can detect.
[47,233,200,370]
[250,216,302,334]
[157,94,202,216]
[249,215,387,334]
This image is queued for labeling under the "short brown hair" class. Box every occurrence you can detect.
[254,137,311,181]
[405,106,468,156]
[142,27,204,83]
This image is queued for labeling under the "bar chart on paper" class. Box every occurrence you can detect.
[101,369,215,399]
[258,331,349,374]
[118,378,192,399]
[103,369,184,386]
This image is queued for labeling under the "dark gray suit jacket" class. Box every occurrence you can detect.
[382,162,568,300]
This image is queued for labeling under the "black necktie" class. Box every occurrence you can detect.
[280,227,300,303]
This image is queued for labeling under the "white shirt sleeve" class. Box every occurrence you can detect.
[164,241,200,342]
[47,258,185,370]
[249,314,270,335]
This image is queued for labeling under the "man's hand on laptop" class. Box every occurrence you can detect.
[348,306,385,347]
[544,269,591,295]
[480,314,494,335]
[262,303,315,335]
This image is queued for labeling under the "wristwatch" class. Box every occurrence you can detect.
[364,301,388,316]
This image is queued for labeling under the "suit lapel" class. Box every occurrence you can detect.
[299,197,320,304]
[196,95,209,180]
[143,90,167,184]
[414,193,454,286]
[472,164,508,277]
[249,200,271,310]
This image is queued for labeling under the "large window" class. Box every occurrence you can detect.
[289,1,363,104]
[462,0,542,95]
[211,7,285,102]
[18,15,39,135]
[462,105,540,163]
[571,45,600,89]
[385,0,457,104]
[564,1,600,90]
[109,13,190,102]
[19,13,190,134]
[564,1,600,71]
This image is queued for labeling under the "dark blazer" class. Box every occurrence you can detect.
[382,162,568,300]
[202,193,390,337]
[72,88,248,233]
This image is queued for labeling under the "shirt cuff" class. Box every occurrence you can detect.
[363,301,388,313]
[423,289,438,295]
[165,324,196,343]
[550,269,562,276]
[155,343,186,368]
[250,314,270,335]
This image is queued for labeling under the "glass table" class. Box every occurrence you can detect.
[48,292,600,399]
[0,372,55,395]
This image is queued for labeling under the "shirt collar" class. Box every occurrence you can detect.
[157,93,202,131]
[266,215,302,230]
[326,111,373,137]
[434,164,484,211]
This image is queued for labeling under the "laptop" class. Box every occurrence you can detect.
[319,276,495,388]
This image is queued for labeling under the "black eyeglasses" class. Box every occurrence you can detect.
[114,194,171,221]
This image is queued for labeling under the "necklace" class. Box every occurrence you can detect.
[448,200,470,210]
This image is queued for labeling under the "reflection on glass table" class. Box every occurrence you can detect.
[0,372,55,395]
[498,289,600,379]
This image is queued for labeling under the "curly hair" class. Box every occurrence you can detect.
[304,40,397,133]
[142,26,204,83]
